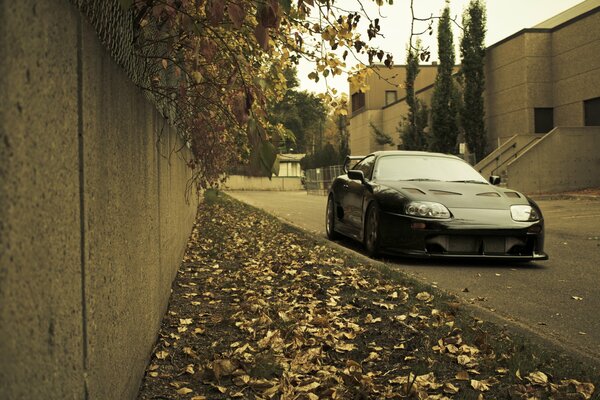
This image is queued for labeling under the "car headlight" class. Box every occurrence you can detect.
[405,201,451,219]
[510,205,540,222]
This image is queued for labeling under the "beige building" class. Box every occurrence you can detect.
[348,64,441,156]
[347,0,600,193]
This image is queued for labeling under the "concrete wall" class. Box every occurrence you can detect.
[348,109,380,156]
[485,33,531,145]
[506,127,600,194]
[552,10,600,127]
[224,175,304,191]
[0,1,197,399]
[485,8,600,146]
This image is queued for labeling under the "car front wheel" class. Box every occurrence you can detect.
[364,202,381,257]
[326,195,339,240]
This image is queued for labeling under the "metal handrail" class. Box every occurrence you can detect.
[490,137,541,176]
[477,142,517,173]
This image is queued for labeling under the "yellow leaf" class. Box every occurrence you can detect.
[457,355,471,365]
[262,385,279,396]
[471,379,490,392]
[297,381,320,392]
[527,371,549,386]
[416,292,433,302]
[364,314,382,324]
[191,396,207,400]
[185,364,195,374]
[176,387,193,395]
[180,318,193,325]
[215,385,227,393]
[336,342,355,352]
[444,382,460,394]
[155,350,169,360]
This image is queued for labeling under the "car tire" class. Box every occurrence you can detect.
[326,195,340,240]
[364,202,381,257]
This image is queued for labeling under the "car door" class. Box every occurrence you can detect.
[344,155,375,235]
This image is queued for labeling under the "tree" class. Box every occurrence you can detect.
[460,0,487,162]
[398,41,429,150]
[300,143,340,169]
[128,0,396,189]
[269,69,328,154]
[371,123,394,147]
[429,3,459,154]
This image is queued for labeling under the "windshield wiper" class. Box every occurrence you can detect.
[448,180,488,184]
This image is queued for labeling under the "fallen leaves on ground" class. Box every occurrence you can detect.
[137,196,597,400]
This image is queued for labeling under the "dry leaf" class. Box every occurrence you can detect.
[416,292,433,302]
[213,359,237,379]
[176,387,193,395]
[364,314,382,324]
[443,382,460,394]
[297,381,320,392]
[455,371,469,381]
[185,364,195,374]
[528,371,549,386]
[471,379,490,392]
[457,355,471,365]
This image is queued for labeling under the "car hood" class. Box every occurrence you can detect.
[376,180,529,210]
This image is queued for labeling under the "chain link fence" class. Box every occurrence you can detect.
[304,165,344,195]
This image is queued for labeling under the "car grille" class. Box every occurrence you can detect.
[425,235,534,256]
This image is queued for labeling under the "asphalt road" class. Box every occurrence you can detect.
[228,190,600,362]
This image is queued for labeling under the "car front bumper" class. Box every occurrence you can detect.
[378,210,548,260]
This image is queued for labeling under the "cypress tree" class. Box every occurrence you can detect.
[460,0,487,162]
[399,42,429,150]
[430,3,459,154]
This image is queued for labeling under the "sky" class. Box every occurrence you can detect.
[297,0,586,94]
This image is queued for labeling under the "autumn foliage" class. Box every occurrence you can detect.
[130,0,393,188]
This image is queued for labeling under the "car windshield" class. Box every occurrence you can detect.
[374,155,488,183]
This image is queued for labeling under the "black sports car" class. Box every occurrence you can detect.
[326,151,548,260]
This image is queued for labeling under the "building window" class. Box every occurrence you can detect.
[385,90,397,106]
[351,92,365,112]
[534,108,554,133]
[584,97,600,126]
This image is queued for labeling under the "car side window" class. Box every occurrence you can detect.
[355,156,375,180]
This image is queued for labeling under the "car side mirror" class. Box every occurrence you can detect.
[348,170,365,183]
[489,175,501,185]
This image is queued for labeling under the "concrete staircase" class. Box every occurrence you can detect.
[475,134,545,186]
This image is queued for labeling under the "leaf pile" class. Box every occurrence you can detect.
[137,196,597,400]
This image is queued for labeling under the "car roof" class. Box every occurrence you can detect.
[365,150,463,160]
